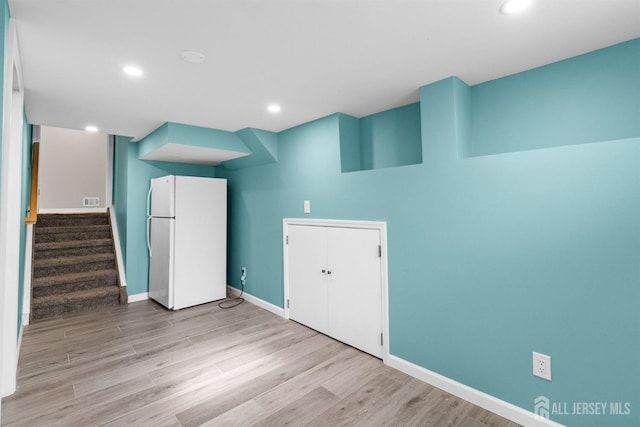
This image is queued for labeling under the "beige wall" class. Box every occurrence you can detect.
[39,126,108,210]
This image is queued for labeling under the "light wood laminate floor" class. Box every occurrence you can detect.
[2,299,521,426]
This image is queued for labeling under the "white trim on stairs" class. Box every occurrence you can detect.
[21,224,34,325]
[108,206,127,290]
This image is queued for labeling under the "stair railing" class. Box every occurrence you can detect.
[25,141,40,224]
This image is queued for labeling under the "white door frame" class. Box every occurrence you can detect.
[282,218,389,363]
[0,19,25,399]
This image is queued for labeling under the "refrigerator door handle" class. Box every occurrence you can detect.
[146,216,152,257]
[146,185,153,217]
[146,184,153,257]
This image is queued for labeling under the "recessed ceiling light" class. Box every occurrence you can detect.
[181,50,206,64]
[267,104,281,113]
[123,65,143,77]
[85,125,98,132]
[500,0,532,14]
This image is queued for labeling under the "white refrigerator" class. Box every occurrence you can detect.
[147,175,227,310]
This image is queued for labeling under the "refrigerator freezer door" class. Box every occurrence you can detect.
[173,176,227,309]
[151,175,175,218]
[149,217,175,309]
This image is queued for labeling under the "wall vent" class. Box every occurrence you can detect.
[83,197,100,207]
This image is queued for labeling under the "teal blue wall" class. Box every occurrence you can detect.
[17,119,31,335]
[359,102,422,170]
[337,104,422,173]
[337,114,361,173]
[223,128,277,170]
[136,123,169,159]
[112,137,217,296]
[470,39,640,156]
[218,40,639,426]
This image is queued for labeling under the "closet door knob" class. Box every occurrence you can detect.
[327,270,332,275]
[321,269,326,273]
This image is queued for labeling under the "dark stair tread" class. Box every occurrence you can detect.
[34,238,112,250]
[39,213,107,216]
[37,213,109,224]
[39,213,107,218]
[32,269,118,288]
[30,213,126,321]
[32,286,121,307]
[35,224,110,234]
[33,252,115,268]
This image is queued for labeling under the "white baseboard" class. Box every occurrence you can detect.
[128,292,149,303]
[13,319,26,396]
[38,208,108,214]
[386,355,565,427]
[16,320,25,360]
[227,286,285,318]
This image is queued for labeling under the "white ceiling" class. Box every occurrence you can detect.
[9,0,640,141]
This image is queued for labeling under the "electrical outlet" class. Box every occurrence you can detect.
[533,352,552,381]
[240,267,247,285]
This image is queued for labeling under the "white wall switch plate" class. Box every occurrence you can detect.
[303,200,311,214]
[533,352,552,381]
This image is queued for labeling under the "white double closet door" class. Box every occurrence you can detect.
[287,224,383,358]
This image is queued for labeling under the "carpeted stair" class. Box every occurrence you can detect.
[31,213,127,322]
